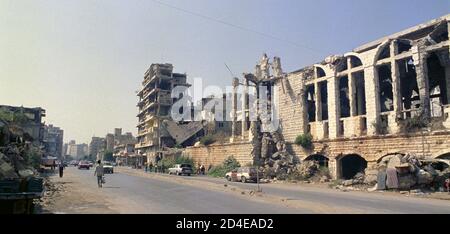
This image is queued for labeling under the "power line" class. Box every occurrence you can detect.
[149,0,324,55]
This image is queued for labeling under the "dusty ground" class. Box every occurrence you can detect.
[36,170,121,214]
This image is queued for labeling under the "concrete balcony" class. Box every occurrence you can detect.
[339,115,367,138]
[308,121,329,140]
[135,141,154,149]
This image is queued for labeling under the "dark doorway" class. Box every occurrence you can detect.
[340,154,367,179]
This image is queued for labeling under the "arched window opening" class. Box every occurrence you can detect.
[336,59,348,72]
[349,56,363,68]
[397,40,412,54]
[377,46,390,60]
[316,67,326,78]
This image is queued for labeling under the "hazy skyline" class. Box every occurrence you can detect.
[1,0,448,143]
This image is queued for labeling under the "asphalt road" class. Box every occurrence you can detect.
[65,167,307,213]
[63,167,450,214]
[160,172,450,214]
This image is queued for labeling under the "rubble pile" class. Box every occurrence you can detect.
[0,124,40,180]
[342,172,366,187]
[0,146,38,180]
[256,131,299,180]
[295,160,320,179]
[342,153,450,192]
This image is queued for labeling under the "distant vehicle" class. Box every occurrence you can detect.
[70,160,79,166]
[88,161,94,168]
[225,167,259,183]
[168,164,193,176]
[78,161,90,170]
[103,161,114,174]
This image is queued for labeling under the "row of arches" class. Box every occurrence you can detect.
[309,21,449,128]
[303,151,450,180]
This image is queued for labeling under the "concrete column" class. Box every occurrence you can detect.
[230,78,239,142]
[390,41,402,117]
[364,66,381,135]
[447,22,450,103]
[349,72,356,117]
[327,76,340,138]
[445,66,450,104]
[347,57,357,117]
[328,158,338,180]
[299,77,308,135]
[389,41,402,134]
[315,82,322,121]
[412,43,431,118]
[241,79,248,140]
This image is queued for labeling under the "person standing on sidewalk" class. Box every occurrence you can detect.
[94,160,104,188]
[58,162,64,178]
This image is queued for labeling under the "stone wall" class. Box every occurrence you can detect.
[276,72,306,142]
[183,141,253,168]
[286,130,450,179]
[182,130,450,179]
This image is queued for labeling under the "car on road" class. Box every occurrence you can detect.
[103,161,114,174]
[225,167,259,183]
[168,164,193,176]
[78,161,90,170]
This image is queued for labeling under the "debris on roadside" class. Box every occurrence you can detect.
[359,153,450,194]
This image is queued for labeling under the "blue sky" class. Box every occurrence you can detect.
[0,0,448,143]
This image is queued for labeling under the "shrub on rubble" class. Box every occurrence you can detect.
[294,133,313,149]
[207,156,241,178]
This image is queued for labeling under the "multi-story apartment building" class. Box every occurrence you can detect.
[89,136,106,158]
[43,124,64,159]
[136,63,190,162]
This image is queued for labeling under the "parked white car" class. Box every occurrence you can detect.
[168,164,193,176]
[103,161,114,174]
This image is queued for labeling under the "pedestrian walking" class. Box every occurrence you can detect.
[149,162,153,172]
[58,162,64,178]
[200,164,205,175]
[94,160,104,188]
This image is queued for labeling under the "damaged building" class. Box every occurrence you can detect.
[42,124,64,160]
[181,14,450,184]
[136,63,191,163]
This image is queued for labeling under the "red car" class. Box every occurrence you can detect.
[78,161,90,170]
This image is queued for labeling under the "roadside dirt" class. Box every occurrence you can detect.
[36,172,118,214]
